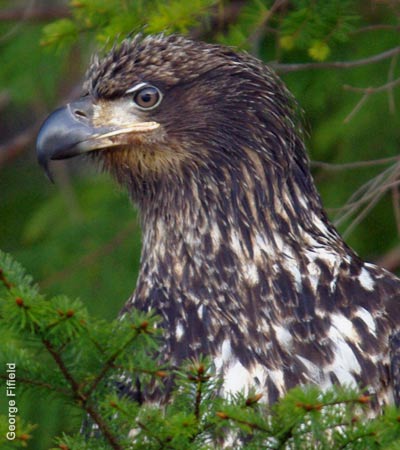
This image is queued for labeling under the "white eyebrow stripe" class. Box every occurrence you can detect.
[125,82,148,94]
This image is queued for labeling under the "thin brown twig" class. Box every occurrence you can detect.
[392,186,400,237]
[0,374,70,396]
[84,404,123,450]
[343,177,400,221]
[335,178,400,218]
[334,165,399,226]
[271,46,400,73]
[42,337,123,450]
[337,432,380,450]
[334,162,399,216]
[0,85,82,170]
[247,0,288,52]
[333,161,400,237]
[217,411,271,434]
[343,76,400,94]
[190,1,243,40]
[341,74,400,122]
[342,186,387,238]
[0,0,35,43]
[194,378,203,421]
[350,24,400,34]
[41,338,82,396]
[0,122,41,168]
[1,259,122,448]
[113,364,169,378]
[388,54,398,113]
[84,326,143,400]
[137,421,172,448]
[343,93,369,123]
[376,244,400,272]
[0,268,13,290]
[311,156,399,170]
[0,6,70,22]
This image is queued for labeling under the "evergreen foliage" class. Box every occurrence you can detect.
[1,1,400,448]
[41,0,216,51]
[219,0,357,58]
[2,252,400,449]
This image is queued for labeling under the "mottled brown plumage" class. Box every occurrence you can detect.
[37,34,400,409]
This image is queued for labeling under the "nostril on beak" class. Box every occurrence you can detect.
[74,109,88,119]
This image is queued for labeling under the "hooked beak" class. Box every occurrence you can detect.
[36,97,159,181]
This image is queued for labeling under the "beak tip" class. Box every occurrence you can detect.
[36,150,54,184]
[43,163,55,184]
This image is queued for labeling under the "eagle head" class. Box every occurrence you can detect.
[36,34,312,204]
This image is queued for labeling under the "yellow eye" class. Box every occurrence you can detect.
[133,86,162,110]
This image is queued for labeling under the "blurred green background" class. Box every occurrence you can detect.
[1,0,399,448]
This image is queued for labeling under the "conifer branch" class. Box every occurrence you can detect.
[84,405,124,450]
[114,364,169,378]
[0,373,70,396]
[2,243,400,447]
[137,420,172,447]
[0,268,13,290]
[190,363,209,421]
[216,410,271,433]
[338,432,379,449]
[41,337,123,450]
[84,322,149,399]
[41,338,83,399]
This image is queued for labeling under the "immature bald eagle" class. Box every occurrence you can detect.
[37,34,400,408]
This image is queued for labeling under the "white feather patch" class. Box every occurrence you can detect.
[358,267,375,291]
[223,360,251,394]
[273,325,293,350]
[355,307,377,336]
[242,262,259,286]
[330,313,359,343]
[296,355,322,384]
[214,339,232,373]
[175,322,184,341]
[327,316,362,385]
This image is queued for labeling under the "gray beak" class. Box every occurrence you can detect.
[36,97,161,181]
[36,98,98,181]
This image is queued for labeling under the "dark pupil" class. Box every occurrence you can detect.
[136,88,158,108]
[141,92,152,103]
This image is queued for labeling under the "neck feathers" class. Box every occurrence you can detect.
[124,137,400,408]
[136,142,350,267]
[131,144,354,324]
